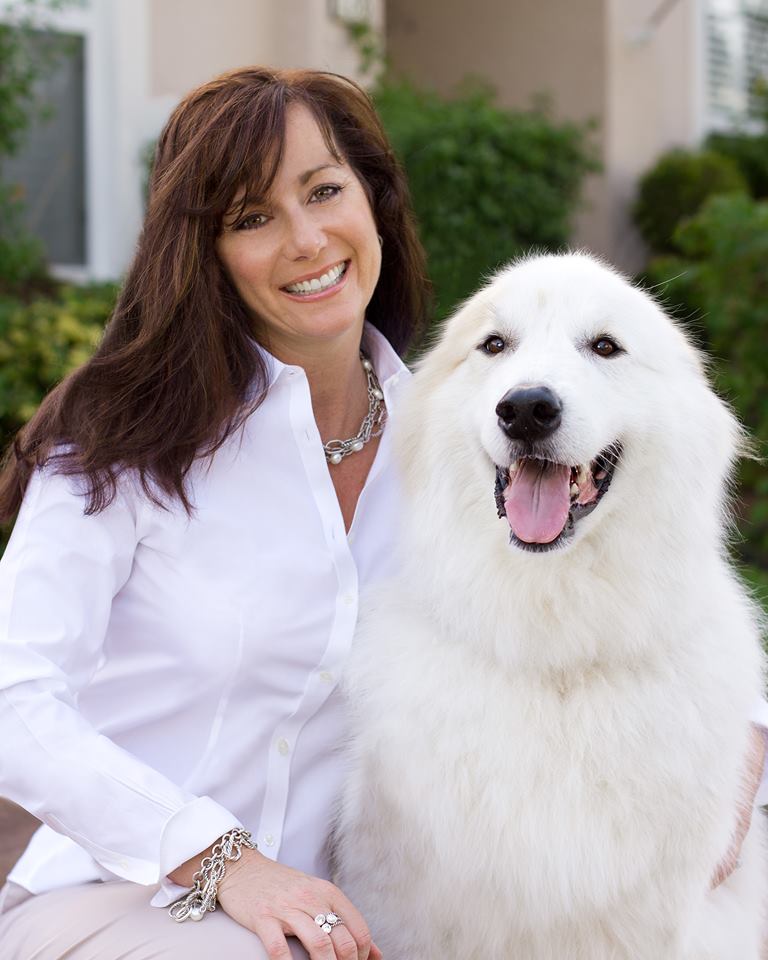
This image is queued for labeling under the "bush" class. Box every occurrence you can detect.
[0,282,117,450]
[705,131,768,200]
[743,564,768,616]
[632,149,748,255]
[373,80,597,324]
[644,194,768,568]
[0,185,51,297]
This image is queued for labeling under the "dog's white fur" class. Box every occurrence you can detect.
[334,253,766,959]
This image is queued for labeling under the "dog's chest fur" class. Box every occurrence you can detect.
[335,590,758,960]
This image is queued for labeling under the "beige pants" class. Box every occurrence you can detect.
[0,880,309,959]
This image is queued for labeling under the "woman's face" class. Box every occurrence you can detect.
[216,103,382,362]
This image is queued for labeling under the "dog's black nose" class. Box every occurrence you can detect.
[496,386,563,441]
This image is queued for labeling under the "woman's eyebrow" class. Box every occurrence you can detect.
[298,162,343,185]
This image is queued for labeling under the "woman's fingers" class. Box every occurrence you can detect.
[252,917,294,960]
[286,905,370,960]
[322,886,373,959]
[286,910,340,960]
[329,922,363,960]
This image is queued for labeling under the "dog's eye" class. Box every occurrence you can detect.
[592,337,621,358]
[481,336,506,355]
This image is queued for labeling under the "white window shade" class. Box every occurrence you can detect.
[746,6,768,115]
[707,0,768,126]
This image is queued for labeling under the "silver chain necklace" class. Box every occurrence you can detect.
[324,352,387,465]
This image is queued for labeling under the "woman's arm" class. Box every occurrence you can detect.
[0,466,237,884]
[710,720,766,888]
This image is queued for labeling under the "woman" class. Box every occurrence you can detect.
[0,66,428,959]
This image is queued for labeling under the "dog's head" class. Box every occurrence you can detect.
[399,253,742,557]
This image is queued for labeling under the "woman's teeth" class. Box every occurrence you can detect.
[284,262,346,295]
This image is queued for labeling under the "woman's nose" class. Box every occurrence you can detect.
[284,210,326,260]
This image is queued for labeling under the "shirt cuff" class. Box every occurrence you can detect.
[751,701,768,807]
[151,795,243,908]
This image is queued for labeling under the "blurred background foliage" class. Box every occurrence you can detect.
[373,80,597,324]
[636,82,768,599]
[0,283,116,436]
[0,17,767,606]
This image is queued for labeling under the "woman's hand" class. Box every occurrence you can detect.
[214,847,382,960]
[710,723,765,888]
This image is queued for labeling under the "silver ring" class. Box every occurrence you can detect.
[314,912,343,934]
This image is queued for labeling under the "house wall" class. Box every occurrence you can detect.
[149,0,382,99]
[604,0,704,270]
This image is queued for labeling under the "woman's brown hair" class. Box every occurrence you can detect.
[0,67,430,519]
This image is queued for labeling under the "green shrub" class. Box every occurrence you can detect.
[705,131,768,200]
[0,282,117,449]
[644,194,768,569]
[743,564,768,617]
[374,80,597,324]
[0,185,50,297]
[633,149,748,255]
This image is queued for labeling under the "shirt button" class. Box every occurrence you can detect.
[264,833,276,847]
[276,737,290,756]
[342,594,354,606]
[319,671,334,684]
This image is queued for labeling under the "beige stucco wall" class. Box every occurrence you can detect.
[149,0,384,99]
[386,0,606,123]
[386,0,704,274]
[604,0,703,271]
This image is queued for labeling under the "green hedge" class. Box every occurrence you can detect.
[0,283,116,450]
[706,131,768,200]
[374,81,597,324]
[644,194,768,570]
[632,149,748,255]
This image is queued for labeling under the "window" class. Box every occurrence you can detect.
[707,0,768,126]
[2,29,86,267]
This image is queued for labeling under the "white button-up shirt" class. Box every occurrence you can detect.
[0,325,407,907]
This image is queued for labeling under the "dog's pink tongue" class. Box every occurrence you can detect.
[504,460,571,544]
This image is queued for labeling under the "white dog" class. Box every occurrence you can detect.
[334,253,766,959]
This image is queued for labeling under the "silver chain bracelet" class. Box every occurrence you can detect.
[168,827,257,922]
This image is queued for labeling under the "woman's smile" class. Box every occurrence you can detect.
[280,258,350,300]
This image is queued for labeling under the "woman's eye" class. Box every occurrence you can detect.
[591,337,622,357]
[480,336,506,355]
[311,184,343,203]
[235,212,269,231]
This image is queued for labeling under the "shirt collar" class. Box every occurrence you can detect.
[253,322,409,393]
